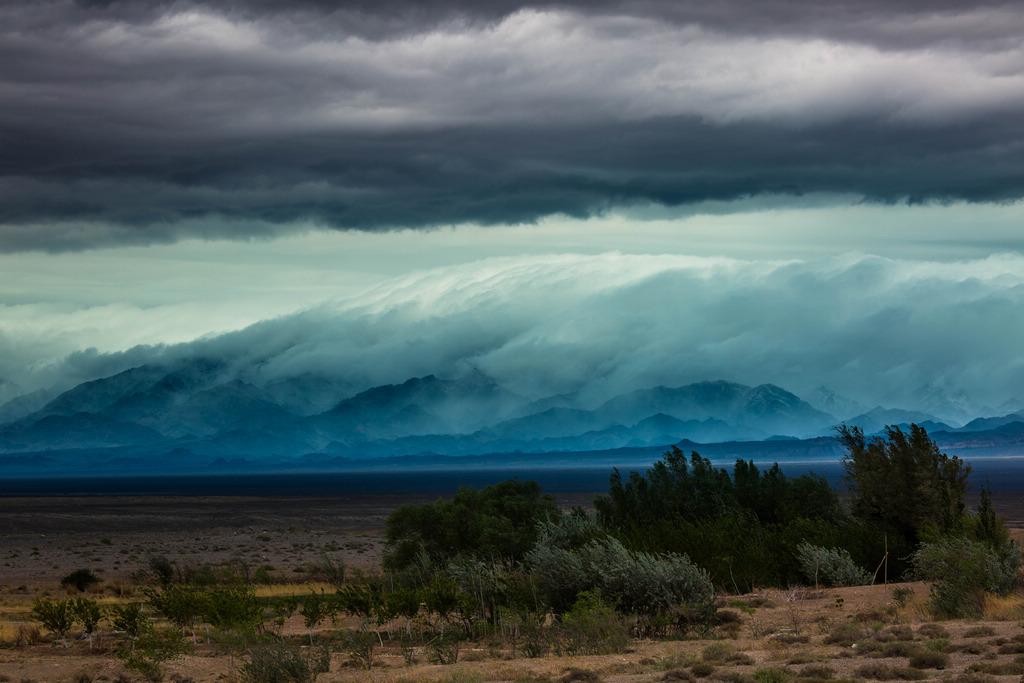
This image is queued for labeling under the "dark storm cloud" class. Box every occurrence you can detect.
[2,0,1023,250]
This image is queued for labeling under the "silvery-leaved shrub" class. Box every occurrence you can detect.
[795,542,871,587]
[911,535,1020,618]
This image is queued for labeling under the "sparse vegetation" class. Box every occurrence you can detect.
[5,424,1024,682]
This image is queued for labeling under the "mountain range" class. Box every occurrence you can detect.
[1,359,1022,475]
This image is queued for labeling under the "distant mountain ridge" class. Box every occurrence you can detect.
[0,362,1022,474]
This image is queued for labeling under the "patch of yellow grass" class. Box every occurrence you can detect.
[983,593,1024,621]
[892,593,931,624]
[255,581,335,598]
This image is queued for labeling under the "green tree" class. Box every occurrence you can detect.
[384,479,559,570]
[596,447,736,528]
[298,591,336,645]
[115,629,190,682]
[109,602,152,650]
[31,598,75,647]
[143,585,207,644]
[71,597,102,649]
[837,423,971,543]
[202,584,263,636]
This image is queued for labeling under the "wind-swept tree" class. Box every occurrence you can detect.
[837,423,971,543]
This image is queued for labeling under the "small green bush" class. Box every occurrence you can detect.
[911,535,1020,619]
[884,625,913,641]
[341,629,377,671]
[998,642,1024,654]
[916,623,949,639]
[964,626,996,638]
[907,650,948,669]
[967,661,1024,676]
[882,642,922,658]
[796,543,871,587]
[561,669,602,683]
[856,663,896,680]
[953,674,996,683]
[702,642,734,662]
[751,667,792,683]
[689,662,716,678]
[560,591,630,656]
[856,664,928,681]
[799,665,834,679]
[823,622,862,646]
[891,586,915,607]
[239,640,329,683]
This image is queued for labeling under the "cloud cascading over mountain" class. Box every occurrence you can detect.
[10,252,1024,418]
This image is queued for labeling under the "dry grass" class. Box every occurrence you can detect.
[981,593,1024,620]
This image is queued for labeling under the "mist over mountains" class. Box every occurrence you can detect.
[3,253,1024,475]
[2,357,1023,475]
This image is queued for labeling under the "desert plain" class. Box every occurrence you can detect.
[1,490,1023,682]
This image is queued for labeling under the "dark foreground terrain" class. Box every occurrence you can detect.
[0,492,596,586]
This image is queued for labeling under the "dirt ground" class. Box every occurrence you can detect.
[0,492,595,589]
[0,491,1022,682]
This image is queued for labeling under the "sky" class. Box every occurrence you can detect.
[2,0,1024,415]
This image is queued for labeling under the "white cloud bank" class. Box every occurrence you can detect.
[6,249,1024,415]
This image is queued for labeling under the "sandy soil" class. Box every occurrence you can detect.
[0,491,1022,682]
[0,492,596,588]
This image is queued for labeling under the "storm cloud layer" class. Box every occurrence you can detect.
[3,0,1024,250]
[9,252,1023,419]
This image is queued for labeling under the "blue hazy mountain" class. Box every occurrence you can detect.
[2,360,1023,475]
[311,372,527,443]
[808,386,870,421]
[957,411,1024,432]
[592,381,834,438]
[844,407,951,435]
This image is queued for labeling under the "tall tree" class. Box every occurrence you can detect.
[837,423,970,542]
[384,479,558,570]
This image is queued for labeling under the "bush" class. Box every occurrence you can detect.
[561,669,602,683]
[916,623,949,639]
[751,668,791,683]
[115,630,190,682]
[240,640,330,682]
[527,522,715,629]
[30,598,75,647]
[822,622,862,647]
[907,651,948,669]
[148,555,175,586]
[911,535,1020,618]
[560,591,630,656]
[795,543,871,587]
[427,633,461,664]
[340,629,377,670]
[61,569,101,593]
[690,662,716,678]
